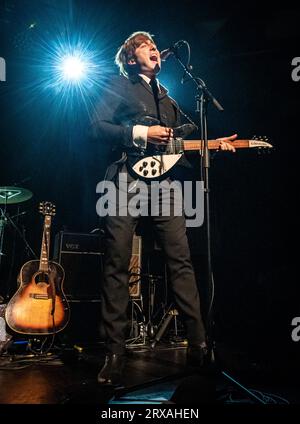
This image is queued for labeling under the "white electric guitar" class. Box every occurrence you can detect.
[129,136,273,180]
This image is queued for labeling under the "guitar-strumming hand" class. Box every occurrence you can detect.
[147,125,173,144]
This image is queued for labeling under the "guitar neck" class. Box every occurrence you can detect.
[183,140,250,151]
[39,216,51,272]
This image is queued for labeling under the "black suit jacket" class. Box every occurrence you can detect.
[90,73,189,180]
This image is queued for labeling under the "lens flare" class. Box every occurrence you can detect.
[60,55,86,81]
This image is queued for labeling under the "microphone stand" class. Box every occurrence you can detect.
[170,49,266,405]
[172,50,224,357]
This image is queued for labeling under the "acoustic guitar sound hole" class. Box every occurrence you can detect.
[34,272,49,285]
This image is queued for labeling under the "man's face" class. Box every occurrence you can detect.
[128,39,161,77]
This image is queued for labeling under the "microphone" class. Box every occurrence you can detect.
[160,40,185,61]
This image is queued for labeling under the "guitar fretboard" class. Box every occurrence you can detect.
[39,216,51,272]
[183,140,250,151]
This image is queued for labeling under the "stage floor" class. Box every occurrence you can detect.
[0,339,298,405]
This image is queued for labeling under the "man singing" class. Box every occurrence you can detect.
[91,31,236,385]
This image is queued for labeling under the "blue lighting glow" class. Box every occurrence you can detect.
[60,54,87,81]
[49,40,102,94]
[32,32,111,117]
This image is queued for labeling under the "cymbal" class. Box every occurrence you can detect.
[0,187,33,204]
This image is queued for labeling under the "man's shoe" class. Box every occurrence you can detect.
[97,353,125,386]
[186,343,209,369]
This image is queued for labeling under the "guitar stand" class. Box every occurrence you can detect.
[25,335,56,356]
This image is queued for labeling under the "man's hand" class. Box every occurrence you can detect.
[147,125,173,144]
[217,133,237,152]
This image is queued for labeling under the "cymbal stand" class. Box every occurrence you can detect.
[0,203,37,273]
[126,272,147,347]
[5,211,36,259]
[144,273,164,339]
[0,197,8,270]
[126,295,147,347]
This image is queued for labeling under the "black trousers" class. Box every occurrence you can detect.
[100,170,206,354]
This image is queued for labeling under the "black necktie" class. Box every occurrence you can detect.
[150,78,161,121]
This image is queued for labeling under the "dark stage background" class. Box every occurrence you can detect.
[0,0,299,379]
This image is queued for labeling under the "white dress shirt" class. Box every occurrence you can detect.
[132,74,161,149]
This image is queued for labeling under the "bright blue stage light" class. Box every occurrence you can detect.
[25,29,112,115]
[52,46,99,90]
[60,54,87,81]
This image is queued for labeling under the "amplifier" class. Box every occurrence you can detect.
[53,231,142,300]
[54,231,104,254]
[54,232,103,300]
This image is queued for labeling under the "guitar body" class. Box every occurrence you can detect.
[5,260,70,335]
[126,121,193,180]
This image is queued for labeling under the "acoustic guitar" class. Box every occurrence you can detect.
[5,202,70,335]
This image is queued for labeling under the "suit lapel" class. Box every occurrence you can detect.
[129,74,168,99]
[129,74,153,95]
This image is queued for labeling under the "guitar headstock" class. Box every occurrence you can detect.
[249,136,273,152]
[39,201,56,217]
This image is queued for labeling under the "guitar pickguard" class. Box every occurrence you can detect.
[132,153,183,179]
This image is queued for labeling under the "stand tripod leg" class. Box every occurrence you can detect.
[151,305,178,348]
[221,370,266,404]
